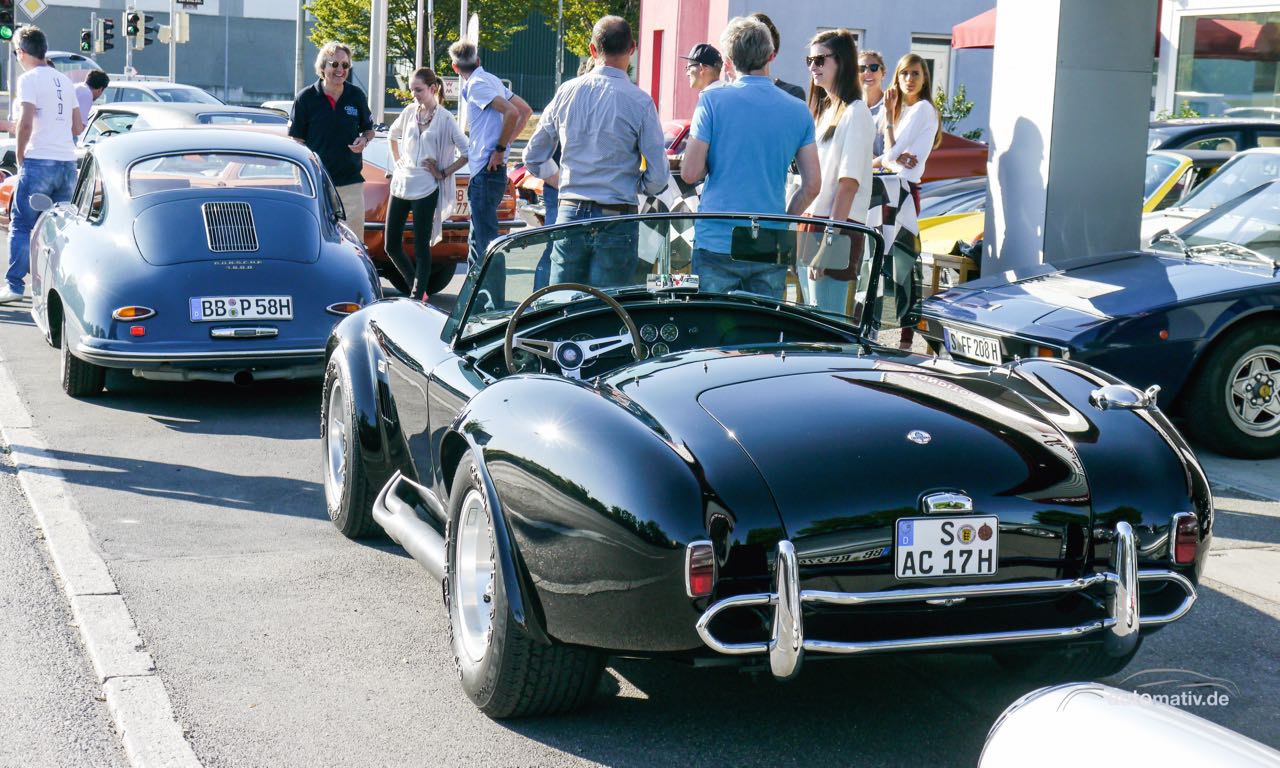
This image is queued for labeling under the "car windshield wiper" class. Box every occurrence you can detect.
[1186,241,1278,271]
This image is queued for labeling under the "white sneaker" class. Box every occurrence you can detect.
[0,287,24,304]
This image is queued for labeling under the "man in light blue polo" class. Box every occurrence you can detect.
[681,16,820,298]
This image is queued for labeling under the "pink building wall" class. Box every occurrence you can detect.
[638,0,730,122]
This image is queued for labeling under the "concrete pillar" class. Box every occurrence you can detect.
[983,0,1157,273]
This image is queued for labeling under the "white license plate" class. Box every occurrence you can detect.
[190,296,293,322]
[895,516,998,580]
[945,326,1003,365]
[453,188,470,218]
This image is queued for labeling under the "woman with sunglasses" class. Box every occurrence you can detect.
[385,68,469,300]
[877,53,942,348]
[802,29,876,313]
[859,49,887,157]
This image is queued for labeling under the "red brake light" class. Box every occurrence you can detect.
[1173,513,1199,564]
[129,325,146,336]
[685,540,715,598]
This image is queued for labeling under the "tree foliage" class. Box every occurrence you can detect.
[305,0,640,74]
[934,83,984,142]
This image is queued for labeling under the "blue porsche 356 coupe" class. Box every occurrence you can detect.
[321,211,1207,718]
[28,128,382,396]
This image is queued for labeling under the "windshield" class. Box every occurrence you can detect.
[449,213,895,342]
[154,87,223,105]
[128,152,314,197]
[1173,181,1280,264]
[1144,153,1183,200]
[1148,127,1177,151]
[1178,152,1280,211]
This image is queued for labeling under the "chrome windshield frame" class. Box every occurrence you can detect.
[443,211,888,348]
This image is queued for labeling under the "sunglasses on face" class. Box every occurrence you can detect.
[859,63,882,73]
[804,54,832,67]
[327,61,351,70]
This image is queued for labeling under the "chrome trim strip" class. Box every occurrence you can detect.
[210,326,278,339]
[695,526,1197,677]
[76,344,324,362]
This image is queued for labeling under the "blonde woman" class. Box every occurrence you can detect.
[386,67,468,299]
[802,28,875,313]
[876,52,942,206]
[860,49,887,157]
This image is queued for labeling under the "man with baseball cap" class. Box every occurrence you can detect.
[681,43,723,94]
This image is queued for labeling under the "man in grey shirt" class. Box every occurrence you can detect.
[524,15,667,288]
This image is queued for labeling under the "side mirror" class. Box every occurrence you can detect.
[29,193,54,212]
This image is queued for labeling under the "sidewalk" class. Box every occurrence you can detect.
[1199,453,1280,502]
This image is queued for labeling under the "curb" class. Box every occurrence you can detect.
[0,358,202,768]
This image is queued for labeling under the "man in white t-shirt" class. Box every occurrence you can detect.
[1,26,83,304]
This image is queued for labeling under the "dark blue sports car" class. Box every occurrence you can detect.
[27,128,382,396]
[920,179,1280,458]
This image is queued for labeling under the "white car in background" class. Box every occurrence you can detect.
[100,81,224,105]
[1142,146,1280,246]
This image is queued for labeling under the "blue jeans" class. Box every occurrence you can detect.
[549,201,638,289]
[468,167,509,307]
[692,248,786,299]
[532,183,559,291]
[807,274,854,314]
[7,159,77,293]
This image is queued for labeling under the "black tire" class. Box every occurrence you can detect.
[382,266,410,294]
[993,640,1141,683]
[321,355,378,538]
[60,315,105,398]
[1184,322,1280,459]
[425,261,457,296]
[444,457,604,718]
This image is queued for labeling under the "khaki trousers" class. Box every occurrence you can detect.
[336,182,366,241]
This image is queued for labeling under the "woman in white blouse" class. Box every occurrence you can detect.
[802,29,876,313]
[876,53,941,347]
[386,67,468,299]
[860,49,887,158]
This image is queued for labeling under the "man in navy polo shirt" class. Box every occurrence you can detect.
[289,40,375,240]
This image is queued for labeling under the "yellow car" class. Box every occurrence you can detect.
[918,150,1233,270]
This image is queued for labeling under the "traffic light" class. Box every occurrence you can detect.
[125,10,140,40]
[80,28,93,52]
[1,0,15,43]
[95,17,114,53]
[128,12,157,50]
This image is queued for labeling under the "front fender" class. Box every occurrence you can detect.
[327,313,398,491]
[454,375,708,653]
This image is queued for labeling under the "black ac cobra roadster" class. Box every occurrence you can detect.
[321,212,1210,718]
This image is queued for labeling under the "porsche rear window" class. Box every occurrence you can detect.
[128,153,314,197]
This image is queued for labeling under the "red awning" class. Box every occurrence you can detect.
[1194,17,1280,61]
[952,8,996,50]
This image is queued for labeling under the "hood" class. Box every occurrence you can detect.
[932,252,1276,333]
[694,363,1091,578]
[133,198,322,266]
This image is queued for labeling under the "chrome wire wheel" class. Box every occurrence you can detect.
[324,380,347,511]
[454,487,495,664]
[1226,343,1280,439]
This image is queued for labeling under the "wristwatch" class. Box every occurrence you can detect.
[494,144,507,152]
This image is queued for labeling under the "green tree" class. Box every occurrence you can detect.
[536,0,639,56]
[933,83,984,142]
[1155,101,1200,121]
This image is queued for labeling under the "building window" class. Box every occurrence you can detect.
[910,35,952,97]
[1175,12,1280,118]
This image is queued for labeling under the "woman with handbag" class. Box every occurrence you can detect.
[802,28,876,314]
[386,67,468,300]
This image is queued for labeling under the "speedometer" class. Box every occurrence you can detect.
[659,323,679,342]
[640,324,659,343]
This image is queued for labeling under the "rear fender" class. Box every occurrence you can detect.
[452,376,708,653]
[326,315,399,490]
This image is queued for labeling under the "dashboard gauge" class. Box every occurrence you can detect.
[511,348,539,373]
[570,333,592,342]
[659,323,679,342]
[651,342,670,357]
[640,324,659,343]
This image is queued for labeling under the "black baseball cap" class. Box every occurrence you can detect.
[680,43,722,67]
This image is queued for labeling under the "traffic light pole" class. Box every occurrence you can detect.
[124,10,133,77]
[167,0,175,82]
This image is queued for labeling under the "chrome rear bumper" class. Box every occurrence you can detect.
[695,522,1197,680]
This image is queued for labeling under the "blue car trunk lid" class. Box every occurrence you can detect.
[133,198,322,266]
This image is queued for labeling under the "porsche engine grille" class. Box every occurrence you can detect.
[202,202,260,253]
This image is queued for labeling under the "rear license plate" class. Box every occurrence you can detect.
[894,516,998,580]
[453,188,470,218]
[190,296,293,322]
[944,326,1003,365]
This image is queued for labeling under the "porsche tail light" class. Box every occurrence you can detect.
[129,326,146,337]
[685,540,716,598]
[113,306,156,320]
[916,319,929,331]
[326,302,362,316]
[1172,512,1199,564]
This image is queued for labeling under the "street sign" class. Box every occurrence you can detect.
[442,76,460,101]
[18,0,46,20]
